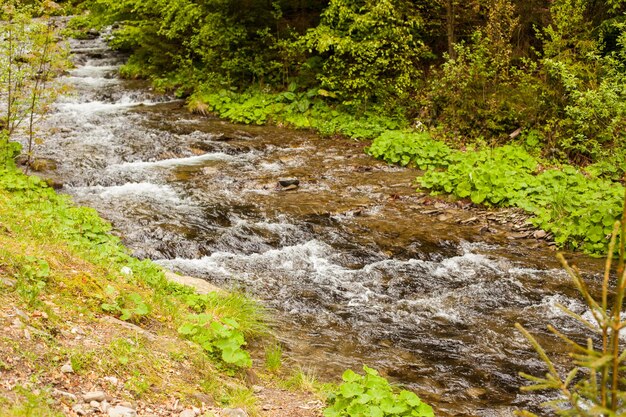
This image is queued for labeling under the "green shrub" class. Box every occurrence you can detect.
[324,366,433,417]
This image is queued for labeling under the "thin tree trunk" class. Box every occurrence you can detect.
[445,0,456,59]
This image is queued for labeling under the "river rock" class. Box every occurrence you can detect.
[533,229,548,239]
[278,178,299,187]
[108,405,137,417]
[30,158,57,172]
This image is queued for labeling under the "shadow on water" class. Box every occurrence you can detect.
[32,33,608,416]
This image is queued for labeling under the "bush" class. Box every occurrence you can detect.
[324,366,433,417]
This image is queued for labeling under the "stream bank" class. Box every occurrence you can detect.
[29,33,607,416]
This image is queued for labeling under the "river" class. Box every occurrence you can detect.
[31,33,606,416]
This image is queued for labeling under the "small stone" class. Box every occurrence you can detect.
[222,408,248,417]
[533,229,548,239]
[103,376,119,386]
[262,404,272,411]
[61,363,74,373]
[100,401,111,413]
[71,326,86,335]
[281,184,298,191]
[83,391,106,402]
[278,178,299,187]
[179,410,196,417]
[108,405,137,417]
[91,401,100,408]
[72,404,87,415]
[252,385,263,393]
[52,389,77,401]
[0,277,16,287]
[120,266,133,276]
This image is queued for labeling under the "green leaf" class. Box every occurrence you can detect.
[340,382,365,398]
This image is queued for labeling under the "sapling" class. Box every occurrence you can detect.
[517,216,626,416]
[0,1,67,170]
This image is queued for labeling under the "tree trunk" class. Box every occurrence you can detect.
[445,0,456,59]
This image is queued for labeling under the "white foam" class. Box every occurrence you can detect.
[110,152,235,170]
[69,182,186,204]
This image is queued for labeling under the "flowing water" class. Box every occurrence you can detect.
[32,35,607,416]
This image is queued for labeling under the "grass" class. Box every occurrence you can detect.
[0,166,273,414]
[264,342,282,373]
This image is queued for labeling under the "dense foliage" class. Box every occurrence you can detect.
[73,0,626,158]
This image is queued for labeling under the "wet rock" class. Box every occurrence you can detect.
[278,178,299,187]
[222,408,248,417]
[83,391,106,402]
[29,158,57,172]
[44,178,64,189]
[108,405,137,417]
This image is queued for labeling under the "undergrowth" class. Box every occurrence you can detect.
[367,131,624,254]
[187,86,405,140]
[0,165,267,409]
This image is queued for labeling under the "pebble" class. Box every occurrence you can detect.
[83,391,106,402]
[52,389,77,401]
[71,326,86,335]
[281,184,298,191]
[100,401,111,413]
[278,178,299,187]
[222,408,248,417]
[72,404,87,415]
[60,363,74,373]
[179,410,196,417]
[90,401,101,408]
[107,405,137,417]
[252,385,263,393]
[103,376,119,386]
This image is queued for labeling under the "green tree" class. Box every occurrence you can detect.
[305,0,429,109]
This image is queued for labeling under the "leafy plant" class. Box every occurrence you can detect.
[324,366,433,417]
[178,313,252,368]
[15,255,50,306]
[366,131,451,169]
[516,218,626,416]
[101,285,150,322]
